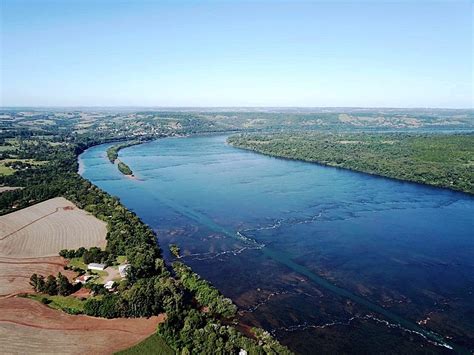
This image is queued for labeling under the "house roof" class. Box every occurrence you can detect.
[88,263,106,269]
[104,281,115,289]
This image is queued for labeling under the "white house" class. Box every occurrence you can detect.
[119,264,130,278]
[74,274,92,284]
[104,280,115,290]
[87,263,106,271]
[239,350,248,355]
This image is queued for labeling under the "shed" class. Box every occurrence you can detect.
[88,263,106,271]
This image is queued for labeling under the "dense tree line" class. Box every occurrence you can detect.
[106,141,141,163]
[30,273,76,296]
[60,247,113,265]
[173,262,237,318]
[229,133,474,195]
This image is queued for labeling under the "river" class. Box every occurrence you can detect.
[79,134,474,354]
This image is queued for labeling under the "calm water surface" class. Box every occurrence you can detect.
[80,135,474,353]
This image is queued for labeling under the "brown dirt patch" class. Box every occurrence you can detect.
[0,297,164,354]
[0,256,74,298]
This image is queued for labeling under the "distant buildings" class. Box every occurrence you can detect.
[87,263,106,271]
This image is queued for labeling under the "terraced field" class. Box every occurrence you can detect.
[0,197,107,257]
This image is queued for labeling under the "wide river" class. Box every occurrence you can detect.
[80,135,474,354]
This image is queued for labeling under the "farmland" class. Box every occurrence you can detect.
[0,196,163,354]
[0,197,107,257]
[0,256,73,297]
[0,297,163,355]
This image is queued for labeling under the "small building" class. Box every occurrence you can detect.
[74,274,92,284]
[104,280,115,290]
[239,350,248,355]
[119,264,130,278]
[88,263,106,271]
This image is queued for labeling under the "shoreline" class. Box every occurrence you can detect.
[227,138,474,197]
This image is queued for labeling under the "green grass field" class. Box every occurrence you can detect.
[27,294,85,314]
[0,165,15,176]
[116,255,127,264]
[68,257,87,270]
[115,334,175,355]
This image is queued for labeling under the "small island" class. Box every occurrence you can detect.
[106,141,140,176]
[117,161,133,176]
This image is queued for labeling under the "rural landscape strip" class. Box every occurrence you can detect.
[0,110,472,353]
[0,123,291,354]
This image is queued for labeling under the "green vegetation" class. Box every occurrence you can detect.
[116,255,127,264]
[173,262,237,318]
[26,294,86,315]
[67,257,87,271]
[30,272,76,296]
[0,164,15,176]
[106,141,141,163]
[118,161,133,176]
[116,334,174,355]
[169,244,180,258]
[228,133,474,194]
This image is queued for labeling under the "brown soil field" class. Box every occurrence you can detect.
[0,256,75,298]
[0,197,107,257]
[0,297,164,355]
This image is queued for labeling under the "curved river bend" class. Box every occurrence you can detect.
[80,135,474,354]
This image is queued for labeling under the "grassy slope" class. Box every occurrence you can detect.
[26,294,85,314]
[116,334,174,355]
[228,133,474,194]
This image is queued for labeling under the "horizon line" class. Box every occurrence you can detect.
[0,105,472,110]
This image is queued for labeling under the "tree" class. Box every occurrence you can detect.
[36,275,46,293]
[57,272,73,296]
[29,273,38,290]
[44,275,58,295]
[169,244,180,258]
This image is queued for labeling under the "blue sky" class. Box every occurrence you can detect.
[1,0,472,107]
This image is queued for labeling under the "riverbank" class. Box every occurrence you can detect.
[228,132,474,195]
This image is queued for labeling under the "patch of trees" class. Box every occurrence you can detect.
[59,247,87,259]
[30,272,76,296]
[157,308,291,354]
[106,141,141,163]
[60,246,114,266]
[173,262,237,318]
[169,244,180,258]
[117,161,133,175]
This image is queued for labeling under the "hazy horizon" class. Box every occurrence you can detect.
[1,0,472,108]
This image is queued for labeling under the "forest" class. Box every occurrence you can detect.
[228,132,474,195]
